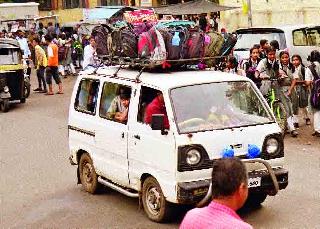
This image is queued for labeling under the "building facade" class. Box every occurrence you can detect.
[220,0,320,31]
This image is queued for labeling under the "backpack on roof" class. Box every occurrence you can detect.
[91,25,111,56]
[184,29,204,59]
[164,27,189,60]
[138,27,159,58]
[204,32,224,67]
[111,28,138,58]
[308,64,320,110]
[220,33,237,56]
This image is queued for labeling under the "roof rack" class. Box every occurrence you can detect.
[98,55,227,69]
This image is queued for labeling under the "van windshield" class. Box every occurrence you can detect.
[171,81,274,133]
[234,31,287,50]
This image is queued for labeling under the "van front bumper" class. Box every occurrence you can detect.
[176,168,288,204]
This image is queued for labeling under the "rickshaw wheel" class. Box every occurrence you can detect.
[24,83,30,98]
[1,99,10,112]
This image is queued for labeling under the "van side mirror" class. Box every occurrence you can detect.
[151,114,168,135]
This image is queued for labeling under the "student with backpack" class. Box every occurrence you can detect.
[242,46,261,87]
[305,50,320,137]
[290,54,311,126]
[279,51,298,137]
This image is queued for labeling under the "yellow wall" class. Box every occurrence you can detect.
[220,0,320,31]
[39,0,99,24]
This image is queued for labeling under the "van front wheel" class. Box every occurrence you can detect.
[142,177,172,222]
[79,153,100,194]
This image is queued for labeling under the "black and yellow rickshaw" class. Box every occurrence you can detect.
[0,38,29,112]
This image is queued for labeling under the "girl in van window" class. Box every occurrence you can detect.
[278,51,299,137]
[290,54,311,126]
[224,56,242,75]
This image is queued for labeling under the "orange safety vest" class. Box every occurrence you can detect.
[48,43,58,67]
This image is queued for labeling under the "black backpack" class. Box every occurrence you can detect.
[91,25,111,56]
[308,64,320,110]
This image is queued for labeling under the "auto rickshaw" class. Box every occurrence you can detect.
[0,38,29,112]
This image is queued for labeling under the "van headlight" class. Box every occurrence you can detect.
[178,145,212,172]
[266,138,279,154]
[261,133,284,160]
[3,86,9,93]
[186,149,201,165]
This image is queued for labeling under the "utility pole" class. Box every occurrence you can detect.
[248,0,253,27]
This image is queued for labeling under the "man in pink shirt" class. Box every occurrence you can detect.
[180,158,252,229]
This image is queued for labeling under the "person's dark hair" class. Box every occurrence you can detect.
[266,46,276,54]
[48,22,53,26]
[227,56,238,71]
[44,34,53,42]
[279,50,294,71]
[309,50,320,63]
[118,87,131,100]
[211,158,247,199]
[292,54,302,63]
[250,46,259,54]
[33,37,41,44]
[260,39,268,47]
[16,29,22,33]
[39,22,44,29]
[270,40,280,50]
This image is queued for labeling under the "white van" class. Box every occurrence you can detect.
[234,25,320,63]
[68,66,288,222]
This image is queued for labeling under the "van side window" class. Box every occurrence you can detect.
[99,82,132,124]
[293,29,307,46]
[74,79,100,114]
[137,86,170,129]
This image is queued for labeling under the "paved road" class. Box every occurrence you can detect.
[1,75,320,228]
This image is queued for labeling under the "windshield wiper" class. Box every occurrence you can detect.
[234,48,249,51]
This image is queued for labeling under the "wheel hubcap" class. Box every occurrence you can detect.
[146,187,161,215]
[83,162,93,184]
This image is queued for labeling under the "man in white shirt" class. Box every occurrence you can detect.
[82,36,96,70]
[305,50,320,137]
[16,30,31,75]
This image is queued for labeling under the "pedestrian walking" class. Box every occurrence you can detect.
[291,54,311,126]
[180,158,252,229]
[64,33,76,76]
[82,36,96,70]
[32,37,47,93]
[44,34,63,95]
[305,50,320,137]
[279,51,299,137]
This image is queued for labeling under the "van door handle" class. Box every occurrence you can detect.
[121,132,125,138]
[134,135,140,140]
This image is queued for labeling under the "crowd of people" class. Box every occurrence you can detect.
[0,22,95,95]
[223,40,320,138]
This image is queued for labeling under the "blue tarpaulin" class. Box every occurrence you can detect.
[85,6,137,21]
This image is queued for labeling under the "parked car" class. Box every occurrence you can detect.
[234,25,320,63]
[68,66,289,222]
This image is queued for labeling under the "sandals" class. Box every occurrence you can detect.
[56,91,64,94]
[45,92,54,95]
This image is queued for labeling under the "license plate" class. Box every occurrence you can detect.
[248,177,261,188]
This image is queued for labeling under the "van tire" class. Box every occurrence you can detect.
[245,193,267,207]
[79,153,100,194]
[142,177,172,222]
